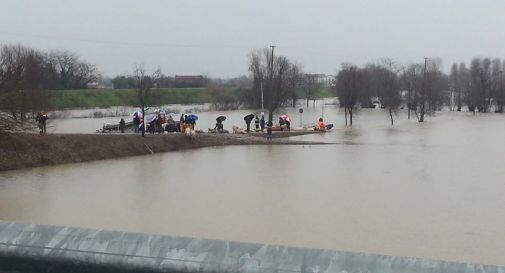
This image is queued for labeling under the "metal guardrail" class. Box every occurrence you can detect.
[0,221,503,273]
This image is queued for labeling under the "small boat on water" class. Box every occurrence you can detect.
[101,121,135,132]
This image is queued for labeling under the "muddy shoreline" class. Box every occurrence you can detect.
[0,131,327,171]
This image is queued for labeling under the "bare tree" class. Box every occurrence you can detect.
[450,62,470,112]
[335,63,361,126]
[426,59,449,113]
[490,59,504,113]
[302,74,322,108]
[0,45,28,121]
[47,50,99,89]
[413,58,447,122]
[248,48,302,121]
[469,58,484,114]
[271,56,291,114]
[480,58,492,112]
[498,61,505,113]
[128,65,161,137]
[450,63,459,111]
[248,49,268,110]
[400,64,422,119]
[0,44,53,130]
[286,63,303,108]
[374,60,402,125]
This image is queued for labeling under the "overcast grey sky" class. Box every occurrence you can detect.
[1,0,504,77]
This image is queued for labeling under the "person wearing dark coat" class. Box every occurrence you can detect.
[179,114,186,132]
[278,117,286,131]
[165,115,178,132]
[215,121,224,133]
[156,114,163,134]
[133,115,140,133]
[35,112,49,134]
[260,115,265,132]
[149,119,156,134]
[119,118,126,133]
[244,114,254,132]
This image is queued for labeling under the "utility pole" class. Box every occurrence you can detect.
[260,80,264,111]
[268,45,276,122]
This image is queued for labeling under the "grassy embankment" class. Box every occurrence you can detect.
[46,87,335,110]
[47,88,211,109]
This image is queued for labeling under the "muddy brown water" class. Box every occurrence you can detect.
[1,108,505,266]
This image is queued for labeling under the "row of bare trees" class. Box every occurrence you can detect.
[247,48,325,121]
[335,58,450,126]
[246,51,456,127]
[0,44,99,129]
[335,57,505,126]
[450,58,505,114]
[248,48,301,122]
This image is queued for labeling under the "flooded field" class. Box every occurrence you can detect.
[1,108,505,266]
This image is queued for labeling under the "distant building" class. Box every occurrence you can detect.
[174,75,208,88]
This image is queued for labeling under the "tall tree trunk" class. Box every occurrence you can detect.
[419,102,425,122]
[344,107,348,126]
[407,88,411,119]
[389,108,394,126]
[349,108,353,126]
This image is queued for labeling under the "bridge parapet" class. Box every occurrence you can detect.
[0,221,502,273]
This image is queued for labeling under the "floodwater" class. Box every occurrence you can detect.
[2,107,505,267]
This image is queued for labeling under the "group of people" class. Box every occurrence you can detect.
[124,113,198,134]
[118,110,329,136]
[244,113,293,132]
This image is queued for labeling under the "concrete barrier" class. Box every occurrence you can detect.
[0,220,503,273]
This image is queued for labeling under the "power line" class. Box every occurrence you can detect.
[0,31,254,49]
[0,31,345,59]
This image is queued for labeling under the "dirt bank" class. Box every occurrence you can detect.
[0,132,326,171]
